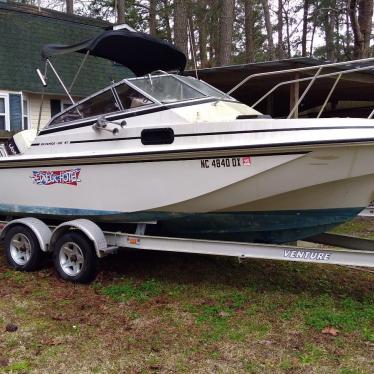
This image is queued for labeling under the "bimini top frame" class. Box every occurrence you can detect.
[228,57,374,119]
[36,27,188,131]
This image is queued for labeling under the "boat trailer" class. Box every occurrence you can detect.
[0,217,373,283]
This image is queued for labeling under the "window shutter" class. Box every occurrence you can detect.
[9,93,22,132]
[50,99,61,117]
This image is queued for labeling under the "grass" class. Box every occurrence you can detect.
[0,217,373,373]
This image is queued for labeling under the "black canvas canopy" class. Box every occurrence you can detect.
[41,29,187,76]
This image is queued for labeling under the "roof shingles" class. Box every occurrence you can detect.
[0,1,131,97]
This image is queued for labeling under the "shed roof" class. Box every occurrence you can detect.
[0,1,131,97]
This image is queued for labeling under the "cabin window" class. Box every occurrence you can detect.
[77,89,119,118]
[115,83,153,110]
[50,99,73,118]
[52,106,81,125]
[49,89,120,126]
[129,75,205,103]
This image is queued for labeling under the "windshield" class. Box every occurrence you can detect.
[178,76,234,100]
[128,75,205,104]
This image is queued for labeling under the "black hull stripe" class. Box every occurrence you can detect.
[34,125,374,146]
[2,137,374,169]
[38,98,216,136]
[0,151,309,169]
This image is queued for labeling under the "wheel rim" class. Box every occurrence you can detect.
[59,242,84,276]
[10,233,32,265]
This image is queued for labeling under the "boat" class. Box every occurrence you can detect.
[1,27,374,245]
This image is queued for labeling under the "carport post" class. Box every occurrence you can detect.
[289,73,299,118]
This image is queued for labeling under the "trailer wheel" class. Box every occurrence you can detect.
[4,225,43,271]
[53,231,99,283]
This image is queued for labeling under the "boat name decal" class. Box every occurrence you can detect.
[200,157,251,169]
[31,168,81,186]
[284,249,331,261]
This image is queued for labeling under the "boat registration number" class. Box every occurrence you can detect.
[200,157,251,169]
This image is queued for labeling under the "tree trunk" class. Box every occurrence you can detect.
[284,8,291,58]
[174,0,188,57]
[325,10,335,61]
[218,0,235,66]
[117,0,125,24]
[197,1,208,67]
[149,0,157,35]
[349,0,373,58]
[261,0,276,60]
[66,0,73,14]
[277,0,284,59]
[244,0,255,62]
[161,0,172,42]
[309,7,318,57]
[188,13,198,68]
[301,0,309,57]
[344,9,352,58]
[358,0,373,57]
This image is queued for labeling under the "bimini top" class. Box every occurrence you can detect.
[41,29,187,76]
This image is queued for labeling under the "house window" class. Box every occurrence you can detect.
[0,97,6,130]
[0,93,24,132]
[23,99,29,130]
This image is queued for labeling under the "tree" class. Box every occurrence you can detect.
[218,0,235,65]
[174,0,188,57]
[160,0,173,42]
[117,0,125,24]
[244,0,255,62]
[277,0,285,59]
[349,0,373,58]
[149,0,157,35]
[261,0,276,60]
[324,7,336,61]
[66,0,73,14]
[197,1,209,67]
[301,0,309,56]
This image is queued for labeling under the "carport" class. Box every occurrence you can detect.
[187,57,374,118]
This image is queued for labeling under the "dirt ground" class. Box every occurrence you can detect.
[0,218,373,373]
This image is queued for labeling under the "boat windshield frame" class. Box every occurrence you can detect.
[45,72,237,129]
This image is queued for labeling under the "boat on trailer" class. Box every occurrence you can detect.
[1,27,374,282]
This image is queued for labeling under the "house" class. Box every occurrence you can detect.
[0,0,128,133]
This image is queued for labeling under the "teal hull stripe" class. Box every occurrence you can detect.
[0,204,363,244]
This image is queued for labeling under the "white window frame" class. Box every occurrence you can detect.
[0,91,26,132]
[22,97,30,130]
[0,92,10,131]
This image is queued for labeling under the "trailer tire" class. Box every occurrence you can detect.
[4,225,43,271]
[53,231,99,283]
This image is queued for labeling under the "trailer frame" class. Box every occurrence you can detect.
[0,217,373,282]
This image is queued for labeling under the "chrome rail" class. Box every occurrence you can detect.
[228,57,374,119]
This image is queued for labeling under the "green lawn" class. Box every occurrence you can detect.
[0,218,373,373]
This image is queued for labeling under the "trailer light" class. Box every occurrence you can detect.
[127,237,140,245]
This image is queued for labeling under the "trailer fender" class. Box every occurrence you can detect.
[50,219,107,258]
[0,218,52,252]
